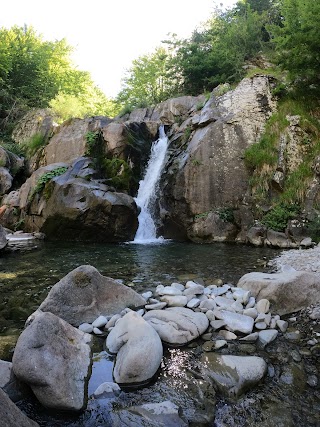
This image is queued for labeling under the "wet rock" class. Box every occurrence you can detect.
[37,265,146,326]
[276,319,288,333]
[12,311,92,411]
[119,400,188,427]
[201,353,267,398]
[93,382,121,398]
[0,388,39,427]
[284,330,301,342]
[240,332,259,342]
[106,311,163,386]
[218,330,238,340]
[144,307,209,345]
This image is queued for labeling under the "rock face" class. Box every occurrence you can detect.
[238,270,320,315]
[160,76,277,242]
[38,265,146,326]
[12,311,92,411]
[11,157,138,241]
[0,388,39,427]
[0,224,7,249]
[201,353,267,398]
[143,307,209,345]
[106,311,163,386]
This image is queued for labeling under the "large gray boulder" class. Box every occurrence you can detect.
[106,311,163,386]
[18,157,138,241]
[143,307,209,345]
[160,76,277,241]
[238,270,320,315]
[38,265,146,326]
[12,311,92,411]
[0,388,39,427]
[201,354,267,398]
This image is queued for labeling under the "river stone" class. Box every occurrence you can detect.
[258,329,278,348]
[256,299,270,314]
[160,295,188,307]
[119,401,188,427]
[216,310,254,334]
[238,270,320,314]
[12,311,92,411]
[215,296,235,309]
[145,302,167,310]
[106,311,163,386]
[92,315,108,328]
[201,353,267,398]
[157,286,183,296]
[37,265,146,326]
[144,307,209,345]
[0,388,39,427]
[187,298,201,308]
[0,225,7,250]
[79,323,93,333]
[93,382,121,398]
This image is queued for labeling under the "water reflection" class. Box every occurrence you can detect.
[0,241,280,334]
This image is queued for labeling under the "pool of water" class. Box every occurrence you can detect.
[0,240,280,335]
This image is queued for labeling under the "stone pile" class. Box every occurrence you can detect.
[80,279,287,350]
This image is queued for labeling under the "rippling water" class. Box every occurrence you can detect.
[0,241,279,335]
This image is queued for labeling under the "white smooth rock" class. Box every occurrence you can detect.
[258,329,278,347]
[183,285,204,296]
[218,310,254,334]
[145,302,167,310]
[141,291,153,300]
[246,297,256,309]
[243,308,258,319]
[79,323,93,333]
[158,286,182,296]
[187,298,201,309]
[171,283,185,291]
[256,299,270,314]
[93,327,103,335]
[93,382,121,398]
[219,330,237,340]
[276,319,288,333]
[92,315,108,328]
[240,332,259,342]
[160,295,188,307]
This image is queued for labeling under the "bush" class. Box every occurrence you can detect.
[261,203,300,232]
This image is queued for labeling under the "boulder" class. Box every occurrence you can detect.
[143,307,209,345]
[161,75,277,241]
[265,229,297,248]
[0,166,13,196]
[0,225,7,249]
[106,311,163,386]
[201,353,267,398]
[18,157,138,241]
[0,359,28,402]
[238,270,320,314]
[37,265,146,326]
[12,311,92,411]
[0,388,39,427]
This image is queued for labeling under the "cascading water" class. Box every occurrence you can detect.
[133,125,169,244]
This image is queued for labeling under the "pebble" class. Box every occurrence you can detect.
[206,310,215,321]
[214,340,227,350]
[243,308,258,319]
[202,341,215,352]
[158,286,182,296]
[284,330,301,342]
[187,298,201,309]
[255,322,267,330]
[307,375,318,387]
[145,302,167,310]
[105,314,121,329]
[246,297,256,309]
[171,282,185,291]
[210,320,226,330]
[256,299,270,314]
[93,327,103,335]
[92,315,108,328]
[141,291,153,300]
[78,323,93,333]
[183,285,204,296]
[258,329,278,348]
[276,319,288,333]
[218,330,237,340]
[202,332,213,341]
[290,350,302,362]
[240,332,259,342]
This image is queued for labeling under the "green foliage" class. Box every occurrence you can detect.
[117,47,180,109]
[269,0,320,86]
[21,133,46,157]
[103,158,132,191]
[261,203,300,231]
[29,166,68,201]
[0,142,24,156]
[216,207,235,223]
[194,212,210,220]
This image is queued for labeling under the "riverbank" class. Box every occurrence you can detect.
[270,243,320,276]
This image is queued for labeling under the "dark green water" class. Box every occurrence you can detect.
[0,240,279,335]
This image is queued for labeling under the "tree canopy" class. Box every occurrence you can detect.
[0,25,118,138]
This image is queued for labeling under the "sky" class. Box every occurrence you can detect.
[0,0,237,98]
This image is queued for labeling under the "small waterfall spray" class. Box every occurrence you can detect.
[133,125,169,244]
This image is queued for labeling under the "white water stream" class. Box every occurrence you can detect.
[133,125,169,244]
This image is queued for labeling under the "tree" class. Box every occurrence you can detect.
[270,0,320,85]
[117,47,179,109]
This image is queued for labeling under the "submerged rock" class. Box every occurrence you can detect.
[12,311,92,411]
[37,265,146,326]
[201,353,267,398]
[106,311,163,386]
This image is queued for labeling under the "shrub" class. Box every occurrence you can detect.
[261,203,300,232]
[29,166,68,201]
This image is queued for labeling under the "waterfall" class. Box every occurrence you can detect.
[133,125,169,244]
